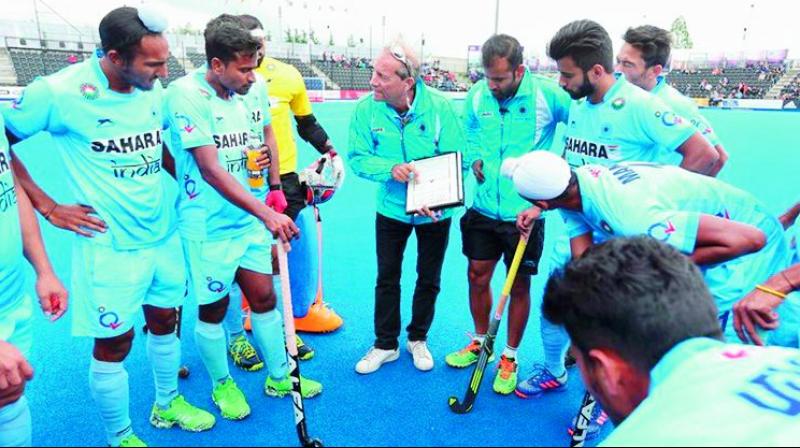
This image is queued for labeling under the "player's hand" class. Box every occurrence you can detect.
[262,208,299,243]
[391,163,418,183]
[266,189,288,214]
[414,205,443,223]
[47,204,107,238]
[35,271,68,322]
[733,288,782,346]
[0,341,33,397]
[472,160,485,184]
[255,145,272,170]
[516,207,542,239]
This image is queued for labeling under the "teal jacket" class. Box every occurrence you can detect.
[348,80,466,224]
[464,70,571,221]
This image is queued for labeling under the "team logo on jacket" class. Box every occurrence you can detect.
[80,83,100,100]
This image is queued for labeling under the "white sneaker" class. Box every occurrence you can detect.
[355,346,400,374]
[406,340,434,371]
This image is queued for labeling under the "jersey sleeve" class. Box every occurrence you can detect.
[462,84,486,167]
[289,68,313,118]
[636,95,696,155]
[2,78,65,139]
[542,78,571,125]
[560,209,592,239]
[165,85,215,151]
[258,80,273,127]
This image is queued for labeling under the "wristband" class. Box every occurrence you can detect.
[269,184,283,191]
[755,284,787,300]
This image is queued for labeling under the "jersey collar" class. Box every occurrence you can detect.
[651,75,667,95]
[649,337,723,391]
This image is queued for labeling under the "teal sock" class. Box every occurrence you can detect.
[250,310,288,380]
[224,283,246,342]
[194,321,230,386]
[89,359,133,447]
[0,396,31,447]
[541,315,569,377]
[146,332,180,408]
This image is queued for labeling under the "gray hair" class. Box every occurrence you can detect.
[381,39,420,80]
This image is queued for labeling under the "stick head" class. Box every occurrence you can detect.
[447,396,473,414]
[303,438,324,448]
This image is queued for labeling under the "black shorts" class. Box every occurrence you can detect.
[280,172,306,221]
[460,208,545,276]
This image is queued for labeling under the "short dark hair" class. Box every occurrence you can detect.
[547,20,614,73]
[98,7,160,63]
[482,34,523,70]
[543,236,722,374]
[238,14,263,31]
[204,14,261,65]
[623,25,672,68]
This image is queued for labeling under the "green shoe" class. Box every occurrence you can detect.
[445,339,495,368]
[493,355,518,395]
[116,433,147,447]
[228,334,264,372]
[296,335,315,361]
[265,375,323,399]
[212,378,251,420]
[149,395,216,432]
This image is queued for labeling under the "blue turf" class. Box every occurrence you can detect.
[16,104,800,446]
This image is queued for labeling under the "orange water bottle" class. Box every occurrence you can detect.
[246,140,267,189]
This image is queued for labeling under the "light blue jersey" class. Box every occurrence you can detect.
[0,114,24,313]
[562,76,695,170]
[464,70,570,221]
[2,51,175,250]
[562,163,791,315]
[166,68,265,241]
[653,76,721,147]
[600,338,800,446]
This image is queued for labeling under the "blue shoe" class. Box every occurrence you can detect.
[515,364,568,398]
[568,402,609,441]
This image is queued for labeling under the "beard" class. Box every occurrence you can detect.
[566,75,595,100]
[120,65,157,91]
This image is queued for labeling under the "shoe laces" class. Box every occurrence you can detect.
[410,341,431,360]
[460,332,482,354]
[527,363,559,384]
[233,337,258,360]
[498,355,517,379]
[362,347,388,362]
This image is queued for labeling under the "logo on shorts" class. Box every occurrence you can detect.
[207,277,226,294]
[80,83,100,100]
[98,306,123,330]
[648,221,676,241]
[183,175,199,200]
[611,97,625,110]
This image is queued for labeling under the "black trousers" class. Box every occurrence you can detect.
[374,213,451,350]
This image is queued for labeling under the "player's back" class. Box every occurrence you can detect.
[601,338,800,446]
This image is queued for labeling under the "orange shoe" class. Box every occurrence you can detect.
[294,300,343,333]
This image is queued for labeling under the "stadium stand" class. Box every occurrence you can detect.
[665,63,785,100]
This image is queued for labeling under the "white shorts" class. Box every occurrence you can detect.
[183,227,272,306]
[71,232,186,338]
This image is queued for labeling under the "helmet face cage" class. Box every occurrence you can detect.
[305,184,336,205]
